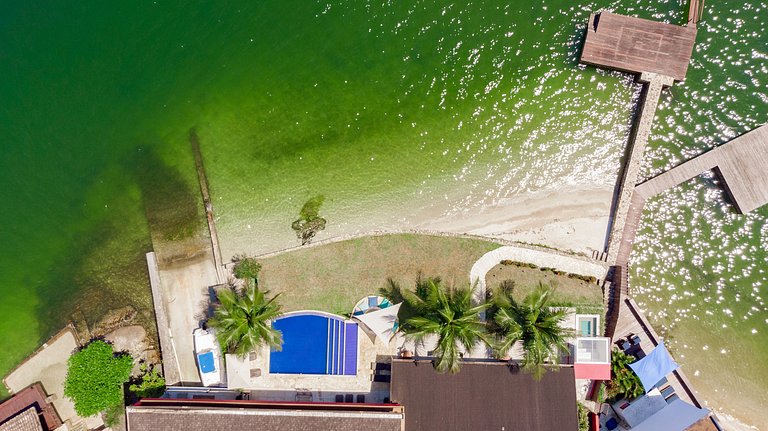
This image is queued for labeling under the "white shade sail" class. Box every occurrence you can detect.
[354,303,401,343]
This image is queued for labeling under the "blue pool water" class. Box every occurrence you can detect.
[270,313,358,375]
[197,351,215,374]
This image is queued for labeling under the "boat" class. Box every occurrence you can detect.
[193,328,223,387]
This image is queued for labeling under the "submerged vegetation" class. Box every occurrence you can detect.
[291,195,327,245]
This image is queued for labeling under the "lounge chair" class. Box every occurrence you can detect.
[661,386,675,399]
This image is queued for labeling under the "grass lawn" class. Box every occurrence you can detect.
[485,263,604,313]
[257,233,501,315]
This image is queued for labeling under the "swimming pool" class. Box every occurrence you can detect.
[269,312,358,375]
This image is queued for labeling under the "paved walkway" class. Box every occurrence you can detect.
[469,245,609,304]
[3,328,103,430]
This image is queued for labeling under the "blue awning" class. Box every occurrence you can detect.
[629,341,680,392]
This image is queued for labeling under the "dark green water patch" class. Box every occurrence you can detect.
[132,147,203,243]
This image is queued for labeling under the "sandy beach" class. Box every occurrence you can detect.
[415,186,614,256]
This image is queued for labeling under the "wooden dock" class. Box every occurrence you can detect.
[688,0,705,26]
[580,12,697,81]
[636,124,768,213]
[611,298,705,409]
[605,73,672,264]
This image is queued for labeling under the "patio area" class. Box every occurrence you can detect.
[225,319,399,402]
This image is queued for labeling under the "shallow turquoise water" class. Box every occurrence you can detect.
[0,0,766,425]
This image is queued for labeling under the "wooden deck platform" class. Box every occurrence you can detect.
[612,298,704,409]
[580,12,697,81]
[636,124,768,213]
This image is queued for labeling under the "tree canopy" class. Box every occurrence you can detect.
[231,255,262,281]
[63,340,133,417]
[208,283,284,358]
[489,283,571,379]
[394,277,489,374]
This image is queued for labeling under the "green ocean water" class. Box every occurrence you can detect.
[0,0,765,426]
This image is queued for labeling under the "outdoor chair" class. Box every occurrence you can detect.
[661,386,675,399]
[356,394,365,403]
[335,394,344,402]
[345,394,354,403]
[630,334,641,345]
[605,417,618,430]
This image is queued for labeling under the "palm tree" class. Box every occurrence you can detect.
[208,282,283,358]
[397,278,490,374]
[606,350,644,400]
[491,283,570,380]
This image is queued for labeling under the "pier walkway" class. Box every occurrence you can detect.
[580,10,698,265]
[606,73,673,265]
[579,6,727,423]
[636,124,768,213]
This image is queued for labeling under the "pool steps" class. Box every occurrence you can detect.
[325,319,357,376]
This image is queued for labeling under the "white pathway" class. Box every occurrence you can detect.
[469,245,609,305]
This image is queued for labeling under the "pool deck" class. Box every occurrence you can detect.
[611,298,703,408]
[226,323,396,400]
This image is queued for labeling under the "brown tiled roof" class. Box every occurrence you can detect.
[0,408,43,431]
[390,360,579,431]
[126,404,403,431]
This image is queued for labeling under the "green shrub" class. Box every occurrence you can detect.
[567,273,598,284]
[129,363,166,399]
[232,255,262,281]
[577,402,590,431]
[103,402,125,428]
[63,340,133,417]
[605,350,644,402]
